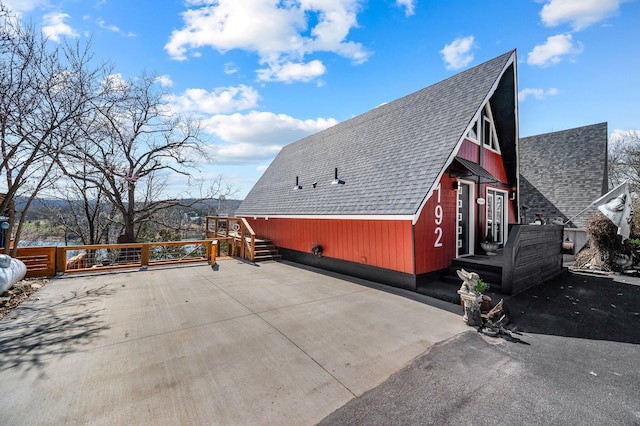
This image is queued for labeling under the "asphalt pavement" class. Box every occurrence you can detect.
[319,268,640,425]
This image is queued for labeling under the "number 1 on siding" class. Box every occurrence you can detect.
[434,183,443,247]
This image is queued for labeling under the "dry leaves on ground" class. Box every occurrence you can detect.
[0,278,49,320]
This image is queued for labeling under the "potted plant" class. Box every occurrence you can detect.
[476,277,488,294]
[480,231,499,255]
[476,278,492,313]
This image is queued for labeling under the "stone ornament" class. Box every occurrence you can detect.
[456,268,483,326]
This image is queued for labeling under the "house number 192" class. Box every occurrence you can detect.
[434,183,443,247]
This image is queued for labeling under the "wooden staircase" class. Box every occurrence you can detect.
[252,239,281,262]
[205,217,282,263]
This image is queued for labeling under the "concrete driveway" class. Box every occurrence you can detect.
[0,259,467,425]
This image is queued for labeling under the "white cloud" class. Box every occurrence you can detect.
[170,85,260,114]
[164,0,370,83]
[166,84,335,165]
[610,129,640,144]
[42,12,79,42]
[202,111,338,146]
[207,143,283,164]
[440,36,475,70]
[540,0,624,31]
[96,18,119,32]
[518,87,559,102]
[396,0,416,16]
[224,62,239,75]
[102,73,128,94]
[156,75,173,87]
[527,33,583,67]
[256,59,326,83]
[2,0,48,13]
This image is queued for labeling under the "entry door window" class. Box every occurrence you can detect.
[457,181,474,257]
[486,189,506,244]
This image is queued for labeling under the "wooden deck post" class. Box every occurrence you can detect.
[240,223,246,260]
[55,246,67,274]
[140,244,150,267]
[249,235,255,262]
[211,240,218,265]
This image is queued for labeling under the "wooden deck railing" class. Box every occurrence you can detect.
[1,246,57,278]
[502,224,563,295]
[2,220,258,279]
[2,240,218,278]
[205,216,256,262]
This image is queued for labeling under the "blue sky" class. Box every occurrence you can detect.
[7,0,640,199]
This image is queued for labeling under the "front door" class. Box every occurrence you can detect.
[457,181,474,257]
[486,188,507,245]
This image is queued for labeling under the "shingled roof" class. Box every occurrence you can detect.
[519,122,608,228]
[237,50,517,220]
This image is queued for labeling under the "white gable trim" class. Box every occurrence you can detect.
[512,51,521,223]
[240,214,415,221]
[411,51,517,225]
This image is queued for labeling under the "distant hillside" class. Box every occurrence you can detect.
[180,198,243,216]
[14,196,244,219]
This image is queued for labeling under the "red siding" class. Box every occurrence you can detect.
[482,148,517,224]
[413,175,458,275]
[243,144,515,278]
[245,217,414,274]
[482,149,508,183]
[457,139,480,162]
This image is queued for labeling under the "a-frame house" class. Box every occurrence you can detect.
[236,50,519,292]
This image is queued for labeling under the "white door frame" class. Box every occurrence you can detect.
[485,187,509,245]
[456,179,476,257]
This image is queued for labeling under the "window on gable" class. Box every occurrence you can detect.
[481,104,500,152]
[466,120,478,141]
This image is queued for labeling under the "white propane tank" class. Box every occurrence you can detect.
[0,254,27,294]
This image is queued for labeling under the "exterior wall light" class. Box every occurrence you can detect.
[311,244,323,257]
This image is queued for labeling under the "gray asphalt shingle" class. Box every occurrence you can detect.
[519,122,608,228]
[237,51,515,217]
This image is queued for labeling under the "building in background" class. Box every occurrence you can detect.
[519,123,609,254]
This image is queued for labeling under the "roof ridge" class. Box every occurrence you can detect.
[521,122,607,140]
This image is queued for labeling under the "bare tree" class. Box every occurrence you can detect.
[44,173,118,245]
[0,6,106,249]
[608,130,640,191]
[58,71,219,242]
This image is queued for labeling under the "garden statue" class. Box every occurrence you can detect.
[456,268,483,326]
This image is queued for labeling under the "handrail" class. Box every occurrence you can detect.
[240,217,255,236]
[239,217,256,262]
[205,216,257,262]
